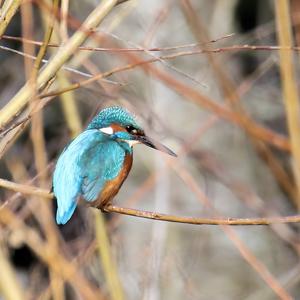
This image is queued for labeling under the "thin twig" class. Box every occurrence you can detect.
[0,33,235,52]
[1,178,300,226]
[4,35,300,53]
[0,44,122,82]
[103,205,300,226]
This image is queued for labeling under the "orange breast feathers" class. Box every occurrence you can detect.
[92,154,133,209]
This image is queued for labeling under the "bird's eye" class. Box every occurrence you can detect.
[126,125,138,135]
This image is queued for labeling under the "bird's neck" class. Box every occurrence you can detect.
[118,140,133,154]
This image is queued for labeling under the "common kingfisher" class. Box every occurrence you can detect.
[53,106,176,224]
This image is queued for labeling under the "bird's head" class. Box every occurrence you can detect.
[88,106,176,157]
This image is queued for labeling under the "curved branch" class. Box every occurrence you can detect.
[1,178,300,226]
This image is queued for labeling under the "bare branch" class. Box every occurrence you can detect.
[1,178,300,226]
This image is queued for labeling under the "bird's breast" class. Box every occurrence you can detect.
[92,153,133,209]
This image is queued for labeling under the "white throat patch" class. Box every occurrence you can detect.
[125,140,140,147]
[99,127,114,135]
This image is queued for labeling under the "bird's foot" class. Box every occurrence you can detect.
[100,203,111,213]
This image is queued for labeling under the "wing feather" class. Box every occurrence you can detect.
[80,139,125,201]
[53,130,125,224]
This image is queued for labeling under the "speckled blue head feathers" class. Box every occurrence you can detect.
[87,106,141,130]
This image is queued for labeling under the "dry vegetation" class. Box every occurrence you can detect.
[0,0,300,299]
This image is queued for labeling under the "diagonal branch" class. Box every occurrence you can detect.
[0,0,122,129]
[0,0,22,37]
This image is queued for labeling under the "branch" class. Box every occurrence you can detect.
[0,0,120,129]
[103,204,300,226]
[3,35,300,53]
[0,0,22,37]
[275,0,300,210]
[1,178,300,226]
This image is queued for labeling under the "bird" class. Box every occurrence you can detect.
[53,106,177,225]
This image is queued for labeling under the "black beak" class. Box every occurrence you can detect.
[136,135,177,157]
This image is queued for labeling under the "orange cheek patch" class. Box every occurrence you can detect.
[110,123,127,133]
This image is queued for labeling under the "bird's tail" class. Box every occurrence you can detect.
[56,201,77,225]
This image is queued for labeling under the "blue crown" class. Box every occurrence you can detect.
[87,106,141,129]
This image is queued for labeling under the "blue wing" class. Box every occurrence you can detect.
[53,129,125,224]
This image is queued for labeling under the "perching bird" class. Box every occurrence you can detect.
[53,106,176,225]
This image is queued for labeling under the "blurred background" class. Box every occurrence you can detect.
[0,0,300,299]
